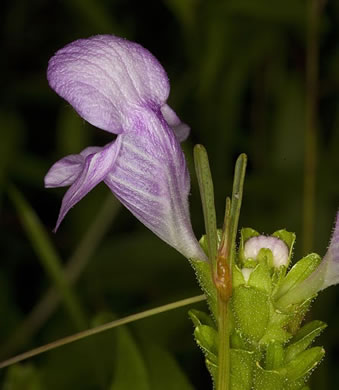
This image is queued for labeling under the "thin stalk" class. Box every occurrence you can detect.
[303,0,323,253]
[0,295,205,369]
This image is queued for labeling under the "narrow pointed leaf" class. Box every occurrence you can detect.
[194,144,218,266]
[275,253,321,302]
[285,320,327,363]
[194,325,218,364]
[278,347,325,381]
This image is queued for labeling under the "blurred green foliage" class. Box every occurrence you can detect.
[1,0,339,389]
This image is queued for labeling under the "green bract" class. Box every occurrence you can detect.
[190,229,326,390]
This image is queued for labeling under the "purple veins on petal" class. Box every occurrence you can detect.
[47,35,170,134]
[277,212,339,306]
[45,34,207,261]
[49,139,122,231]
[315,211,339,290]
[104,110,205,260]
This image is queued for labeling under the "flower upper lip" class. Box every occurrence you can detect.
[45,34,207,261]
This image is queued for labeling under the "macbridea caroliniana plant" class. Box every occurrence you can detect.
[44,35,339,390]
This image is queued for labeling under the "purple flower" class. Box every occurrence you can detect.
[45,35,206,261]
[276,212,339,307]
[309,211,339,290]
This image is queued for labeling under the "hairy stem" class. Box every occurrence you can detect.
[216,154,247,390]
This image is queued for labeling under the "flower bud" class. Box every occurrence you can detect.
[244,236,289,268]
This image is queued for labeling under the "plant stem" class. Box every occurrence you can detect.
[217,296,230,390]
[216,154,247,390]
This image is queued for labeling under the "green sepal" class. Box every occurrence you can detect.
[274,253,321,305]
[256,248,275,269]
[189,258,217,319]
[271,266,287,295]
[265,341,284,370]
[188,309,216,328]
[286,297,313,335]
[230,330,248,350]
[193,325,218,365]
[247,261,272,294]
[233,264,246,288]
[238,228,260,265]
[285,320,327,363]
[199,230,222,256]
[252,363,284,390]
[205,359,218,385]
[232,286,270,342]
[259,306,292,345]
[230,349,255,390]
[277,346,325,381]
[242,258,258,268]
[272,229,296,267]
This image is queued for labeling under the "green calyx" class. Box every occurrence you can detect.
[189,228,326,389]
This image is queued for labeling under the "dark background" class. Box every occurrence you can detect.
[1,0,339,388]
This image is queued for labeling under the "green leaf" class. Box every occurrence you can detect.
[230,330,248,350]
[193,144,218,267]
[193,325,218,364]
[286,297,313,335]
[285,320,327,363]
[230,349,255,390]
[188,309,216,328]
[232,264,246,288]
[252,363,284,390]
[231,286,270,342]
[3,364,43,390]
[272,230,296,266]
[274,253,322,302]
[277,347,325,381]
[142,342,194,390]
[189,258,217,318]
[110,327,150,390]
[265,341,284,370]
[248,262,272,294]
